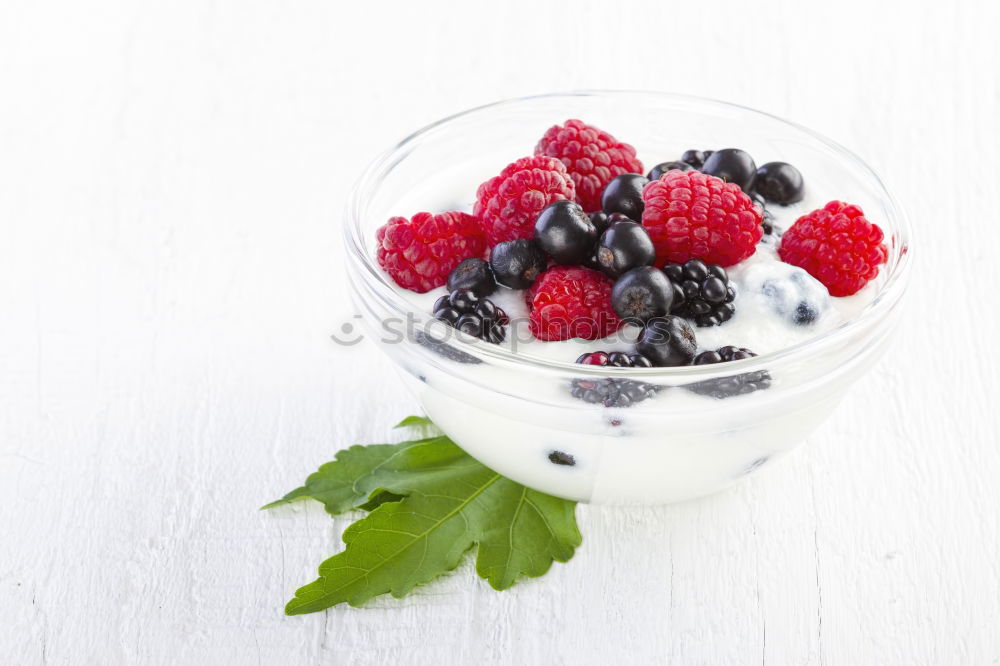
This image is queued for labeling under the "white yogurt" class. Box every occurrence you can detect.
[369,171,886,504]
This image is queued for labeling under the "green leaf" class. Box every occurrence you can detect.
[394,415,435,429]
[261,435,450,515]
[280,434,581,614]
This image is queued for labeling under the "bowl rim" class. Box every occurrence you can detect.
[344,90,912,378]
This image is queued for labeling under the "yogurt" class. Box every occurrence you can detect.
[365,161,888,504]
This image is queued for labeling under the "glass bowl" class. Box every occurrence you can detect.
[343,91,911,505]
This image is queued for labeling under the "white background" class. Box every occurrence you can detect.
[2,0,998,663]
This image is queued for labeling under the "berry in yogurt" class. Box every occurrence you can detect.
[373,117,890,410]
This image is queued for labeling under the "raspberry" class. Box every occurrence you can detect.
[778,201,888,297]
[526,266,623,341]
[641,170,763,267]
[535,119,644,213]
[473,156,576,247]
[376,211,486,293]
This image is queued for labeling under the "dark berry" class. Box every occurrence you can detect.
[484,321,506,344]
[489,238,547,289]
[750,192,777,236]
[449,289,477,312]
[753,161,804,205]
[433,294,452,314]
[434,307,461,325]
[681,149,707,169]
[575,351,651,368]
[756,272,830,327]
[455,313,484,337]
[589,211,611,235]
[534,200,598,265]
[447,258,497,297]
[610,266,675,324]
[577,351,610,366]
[601,173,648,218]
[411,329,481,364]
[635,315,697,367]
[686,346,771,399]
[595,220,656,278]
[662,259,736,327]
[648,161,693,180]
[548,450,576,466]
[570,351,659,407]
[701,148,757,193]
[432,290,507,344]
[793,301,817,325]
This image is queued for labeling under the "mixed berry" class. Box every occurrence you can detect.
[375,118,890,404]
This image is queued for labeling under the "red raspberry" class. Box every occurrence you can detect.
[526,266,623,342]
[641,170,762,267]
[535,119,644,213]
[376,211,486,293]
[779,201,888,296]
[473,156,576,247]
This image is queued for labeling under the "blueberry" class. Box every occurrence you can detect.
[447,258,497,297]
[489,239,548,289]
[753,161,804,205]
[701,148,757,193]
[635,315,698,367]
[534,200,598,265]
[793,301,817,325]
[647,161,693,181]
[601,174,648,218]
[611,266,675,324]
[752,267,831,327]
[595,220,656,278]
[681,149,708,169]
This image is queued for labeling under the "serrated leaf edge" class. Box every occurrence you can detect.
[285,474,502,614]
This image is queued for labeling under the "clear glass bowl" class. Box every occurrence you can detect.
[344,91,911,505]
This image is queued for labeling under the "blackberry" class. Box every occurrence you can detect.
[447,258,497,297]
[635,315,698,367]
[412,330,481,364]
[534,200,598,265]
[570,351,658,408]
[686,345,771,399]
[663,259,736,327]
[432,289,507,344]
[489,238,547,289]
[648,160,693,181]
[601,173,648,218]
[750,192,777,236]
[576,351,653,368]
[753,161,804,205]
[701,148,757,193]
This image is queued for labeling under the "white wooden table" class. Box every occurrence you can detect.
[2,1,998,663]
